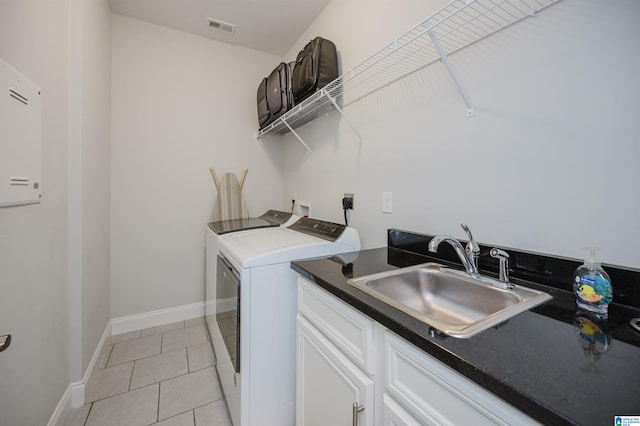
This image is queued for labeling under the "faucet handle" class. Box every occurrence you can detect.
[460,223,480,254]
[461,223,480,272]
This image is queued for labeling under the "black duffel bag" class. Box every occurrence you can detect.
[291,37,339,104]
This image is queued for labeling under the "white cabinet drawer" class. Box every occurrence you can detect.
[384,331,539,426]
[298,276,376,374]
[382,394,422,426]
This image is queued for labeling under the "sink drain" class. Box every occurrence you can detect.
[631,319,640,333]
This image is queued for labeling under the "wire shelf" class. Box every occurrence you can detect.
[257,0,562,143]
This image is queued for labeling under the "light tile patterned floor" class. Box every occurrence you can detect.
[64,318,232,426]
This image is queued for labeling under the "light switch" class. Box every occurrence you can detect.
[382,192,392,213]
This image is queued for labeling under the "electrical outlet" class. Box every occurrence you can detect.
[382,192,392,213]
[343,193,354,210]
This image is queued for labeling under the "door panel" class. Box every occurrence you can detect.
[297,316,374,426]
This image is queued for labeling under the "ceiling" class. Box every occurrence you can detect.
[109,0,332,56]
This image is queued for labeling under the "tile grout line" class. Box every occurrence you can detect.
[84,383,160,425]
[107,343,187,369]
[84,361,135,404]
[107,333,161,368]
[128,359,135,392]
[157,329,165,422]
[154,366,221,423]
[82,402,93,426]
[153,398,224,425]
[102,345,212,399]
[156,381,161,424]
[156,330,164,423]
[104,343,115,368]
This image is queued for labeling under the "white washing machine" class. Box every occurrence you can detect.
[212,217,360,426]
[205,210,299,344]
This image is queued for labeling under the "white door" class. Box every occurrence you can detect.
[297,316,374,426]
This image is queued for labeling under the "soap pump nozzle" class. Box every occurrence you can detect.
[582,246,601,269]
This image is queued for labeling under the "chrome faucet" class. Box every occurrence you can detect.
[428,223,479,276]
[429,223,517,290]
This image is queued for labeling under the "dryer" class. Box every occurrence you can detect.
[212,218,360,426]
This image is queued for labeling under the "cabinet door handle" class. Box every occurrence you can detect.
[352,402,365,426]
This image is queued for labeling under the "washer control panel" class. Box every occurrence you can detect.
[288,217,346,241]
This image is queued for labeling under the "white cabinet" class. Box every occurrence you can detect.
[297,316,374,426]
[297,276,538,426]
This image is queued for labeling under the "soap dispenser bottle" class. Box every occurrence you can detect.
[573,248,613,317]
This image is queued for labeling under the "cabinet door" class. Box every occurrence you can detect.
[297,316,374,426]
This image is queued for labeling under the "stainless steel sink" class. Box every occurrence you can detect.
[347,263,552,338]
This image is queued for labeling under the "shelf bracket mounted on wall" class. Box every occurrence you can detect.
[321,88,362,142]
[283,119,312,153]
[425,22,475,117]
[256,87,363,153]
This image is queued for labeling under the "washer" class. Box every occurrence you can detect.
[212,217,360,426]
[205,210,299,346]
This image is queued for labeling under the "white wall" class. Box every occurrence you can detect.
[0,1,111,422]
[110,15,286,318]
[73,0,112,377]
[281,0,640,269]
[0,2,71,425]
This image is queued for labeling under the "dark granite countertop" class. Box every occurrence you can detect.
[291,238,640,426]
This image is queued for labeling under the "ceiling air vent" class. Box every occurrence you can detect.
[207,17,236,33]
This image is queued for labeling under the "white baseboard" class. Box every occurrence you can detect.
[48,321,112,426]
[111,301,206,335]
[47,383,74,426]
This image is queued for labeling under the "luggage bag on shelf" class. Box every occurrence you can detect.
[256,61,295,129]
[291,37,339,105]
[257,77,270,128]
